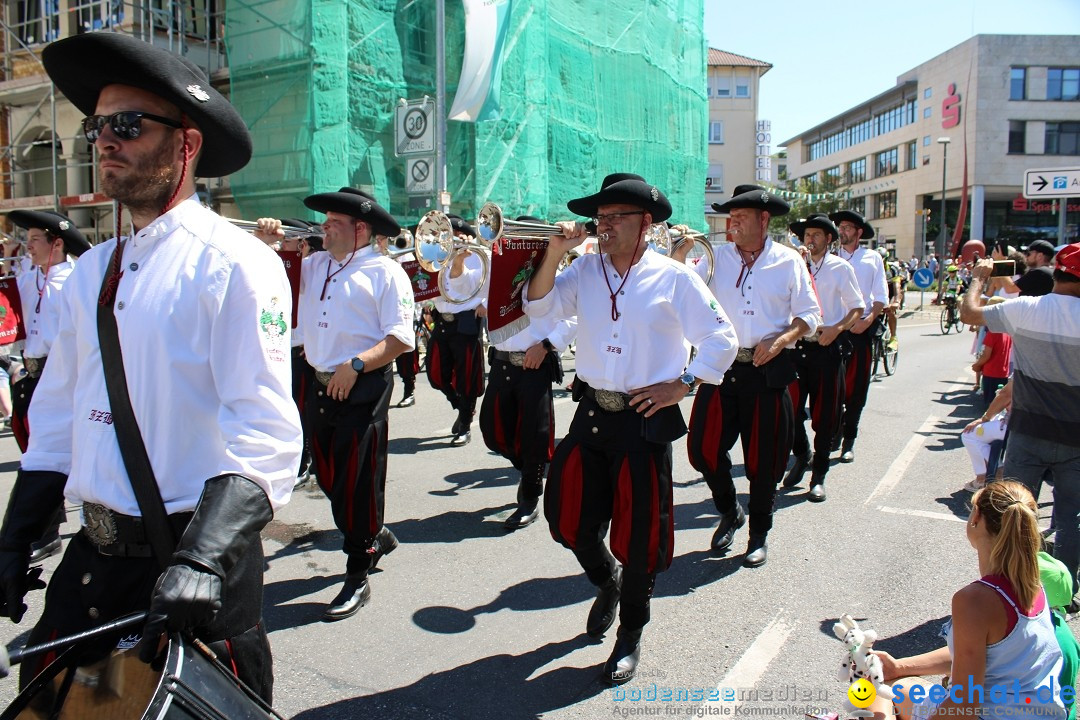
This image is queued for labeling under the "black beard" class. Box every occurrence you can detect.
[98,134,179,215]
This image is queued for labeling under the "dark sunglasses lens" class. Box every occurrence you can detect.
[111,112,141,140]
[83,116,106,142]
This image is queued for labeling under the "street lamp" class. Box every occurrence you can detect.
[936,136,951,294]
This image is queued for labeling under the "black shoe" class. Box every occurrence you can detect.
[29,537,61,565]
[451,417,463,436]
[602,627,642,686]
[368,527,399,569]
[808,483,826,502]
[830,430,842,453]
[504,498,540,530]
[586,566,622,638]
[397,394,415,408]
[782,451,812,488]
[450,430,471,447]
[840,441,855,463]
[743,534,768,568]
[323,576,371,621]
[710,504,746,552]
[294,466,311,490]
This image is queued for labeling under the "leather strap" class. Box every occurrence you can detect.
[96,241,176,570]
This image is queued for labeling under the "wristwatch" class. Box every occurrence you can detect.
[351,357,366,373]
[541,338,555,352]
[679,372,696,390]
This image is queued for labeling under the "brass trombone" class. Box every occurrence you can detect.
[645,224,715,284]
[476,202,570,244]
[228,218,326,240]
[414,210,492,304]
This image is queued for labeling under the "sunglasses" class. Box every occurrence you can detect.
[81,111,183,143]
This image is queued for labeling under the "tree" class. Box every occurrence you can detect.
[767,171,846,237]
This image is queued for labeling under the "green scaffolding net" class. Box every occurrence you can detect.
[225,0,706,228]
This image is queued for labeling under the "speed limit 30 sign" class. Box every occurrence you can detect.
[395,98,435,156]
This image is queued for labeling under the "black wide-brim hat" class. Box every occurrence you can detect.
[567,177,672,223]
[712,187,789,216]
[789,213,838,240]
[828,210,875,239]
[7,210,91,257]
[304,188,401,238]
[447,214,477,238]
[41,33,251,178]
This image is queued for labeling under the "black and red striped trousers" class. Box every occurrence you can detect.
[479,354,556,471]
[426,311,485,413]
[841,327,875,443]
[687,360,795,536]
[788,340,847,475]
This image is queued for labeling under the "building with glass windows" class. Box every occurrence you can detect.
[781,34,1079,260]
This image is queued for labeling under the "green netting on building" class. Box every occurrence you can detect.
[225,0,706,228]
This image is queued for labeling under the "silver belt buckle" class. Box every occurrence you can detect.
[508,351,526,367]
[315,370,334,386]
[735,348,754,363]
[594,389,627,413]
[83,502,118,547]
[23,356,45,378]
[440,312,455,322]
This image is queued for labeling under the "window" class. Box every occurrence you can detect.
[875,148,898,178]
[1047,68,1080,101]
[735,72,750,98]
[1046,122,1080,155]
[850,196,866,216]
[715,75,730,98]
[923,135,931,147]
[907,141,917,170]
[706,164,724,194]
[923,107,932,119]
[10,0,60,45]
[1008,121,1026,154]
[1010,68,1026,100]
[848,158,866,184]
[823,165,842,188]
[709,121,724,144]
[875,191,897,219]
[924,88,932,99]
[402,2,433,66]
[805,99,918,161]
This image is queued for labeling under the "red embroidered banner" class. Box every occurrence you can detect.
[487,237,546,344]
[276,250,302,329]
[402,259,441,302]
[0,278,24,345]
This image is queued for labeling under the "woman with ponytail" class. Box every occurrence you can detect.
[870,481,1066,720]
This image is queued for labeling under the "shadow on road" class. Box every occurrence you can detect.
[432,466,516,497]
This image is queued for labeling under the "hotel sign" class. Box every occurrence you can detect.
[755,120,771,182]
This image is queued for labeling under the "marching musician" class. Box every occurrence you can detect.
[782,214,863,501]
[427,214,488,446]
[479,215,577,530]
[0,32,301,700]
[299,187,413,621]
[525,173,738,684]
[377,228,420,408]
[828,209,887,464]
[681,185,820,568]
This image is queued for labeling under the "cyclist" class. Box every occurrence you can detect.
[942,264,966,326]
[878,247,902,350]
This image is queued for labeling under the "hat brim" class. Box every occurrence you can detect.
[42,33,251,178]
[303,192,401,238]
[828,211,875,239]
[711,197,790,217]
[7,210,91,257]
[567,183,672,224]
[789,217,837,239]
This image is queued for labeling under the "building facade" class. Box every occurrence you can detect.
[782,34,1080,260]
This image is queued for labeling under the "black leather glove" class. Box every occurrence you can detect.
[0,470,66,623]
[140,475,272,662]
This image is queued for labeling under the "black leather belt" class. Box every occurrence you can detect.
[491,349,527,367]
[23,355,46,379]
[81,502,192,558]
[580,383,634,413]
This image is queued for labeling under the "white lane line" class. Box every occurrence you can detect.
[877,506,966,523]
[864,415,941,507]
[703,611,797,706]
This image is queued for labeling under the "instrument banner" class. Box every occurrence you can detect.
[487,237,544,345]
[277,250,302,329]
[0,278,24,344]
[402,260,441,302]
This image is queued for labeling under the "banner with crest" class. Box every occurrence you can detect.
[276,250,302,329]
[0,278,24,345]
[487,237,545,345]
[402,259,441,303]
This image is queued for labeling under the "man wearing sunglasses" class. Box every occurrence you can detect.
[525,173,738,685]
[0,33,302,703]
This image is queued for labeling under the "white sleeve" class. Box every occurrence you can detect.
[378,264,417,349]
[789,260,821,335]
[840,264,865,316]
[679,270,739,384]
[523,260,579,322]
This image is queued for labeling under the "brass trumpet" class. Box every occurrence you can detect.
[228,218,326,240]
[379,228,416,260]
[476,202,569,244]
[414,211,492,304]
[645,224,715,285]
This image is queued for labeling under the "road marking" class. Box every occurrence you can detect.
[877,506,966,523]
[865,414,941,506]
[703,611,796,705]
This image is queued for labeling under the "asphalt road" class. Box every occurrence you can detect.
[0,313,1072,719]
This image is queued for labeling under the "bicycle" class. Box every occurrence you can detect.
[871,319,898,377]
[939,295,965,334]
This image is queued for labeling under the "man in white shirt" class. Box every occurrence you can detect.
[300,187,415,622]
[782,214,863,501]
[685,186,820,568]
[427,215,488,446]
[828,209,887,463]
[525,173,738,685]
[0,33,302,700]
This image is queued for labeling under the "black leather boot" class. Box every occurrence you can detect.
[840,440,855,463]
[602,627,642,685]
[585,565,622,638]
[743,533,768,568]
[808,472,826,502]
[323,574,371,622]
[369,526,399,569]
[782,450,812,488]
[505,465,544,530]
[710,504,745,552]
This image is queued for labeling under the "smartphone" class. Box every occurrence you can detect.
[990,260,1016,277]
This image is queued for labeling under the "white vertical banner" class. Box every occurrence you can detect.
[448,0,512,123]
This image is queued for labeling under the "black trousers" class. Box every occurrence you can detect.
[841,328,874,443]
[479,354,557,472]
[20,530,273,702]
[291,346,312,474]
[790,341,847,476]
[10,373,38,453]
[304,367,393,574]
[687,362,795,536]
[426,312,485,413]
[395,350,418,395]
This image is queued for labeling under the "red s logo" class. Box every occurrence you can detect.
[942,83,961,129]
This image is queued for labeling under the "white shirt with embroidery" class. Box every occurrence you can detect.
[492,314,577,353]
[523,248,738,391]
[836,245,888,319]
[17,261,72,358]
[807,254,864,326]
[22,196,302,514]
[299,244,415,372]
[433,250,488,313]
[698,239,821,348]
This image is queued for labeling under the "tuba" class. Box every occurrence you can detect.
[645,224,715,285]
[414,211,492,304]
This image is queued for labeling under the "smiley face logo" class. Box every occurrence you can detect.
[848,678,876,708]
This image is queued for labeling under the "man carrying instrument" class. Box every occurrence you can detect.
[828,209,887,464]
[300,187,414,621]
[479,215,577,530]
[682,185,820,568]
[427,214,487,446]
[525,173,738,685]
[782,214,862,501]
[0,32,302,701]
